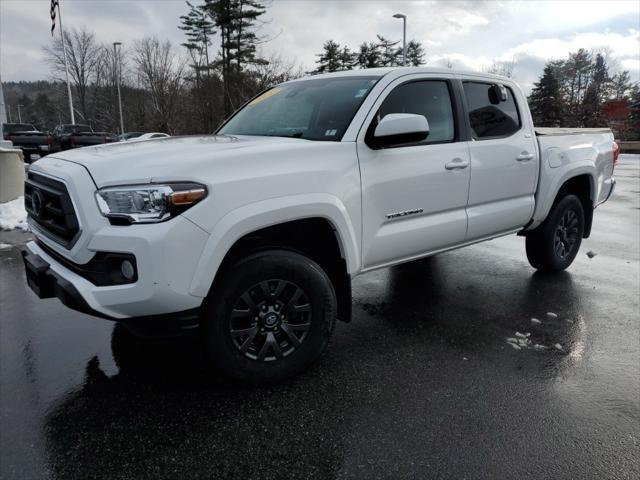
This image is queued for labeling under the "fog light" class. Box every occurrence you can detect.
[120,260,135,280]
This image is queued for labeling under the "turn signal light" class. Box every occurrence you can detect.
[613,142,619,170]
[169,188,206,206]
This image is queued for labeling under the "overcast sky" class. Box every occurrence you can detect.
[1,0,639,94]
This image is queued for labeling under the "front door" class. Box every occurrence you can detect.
[358,77,471,269]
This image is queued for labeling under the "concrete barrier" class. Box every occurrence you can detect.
[0,148,25,203]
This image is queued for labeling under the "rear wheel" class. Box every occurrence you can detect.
[526,194,585,272]
[202,250,336,383]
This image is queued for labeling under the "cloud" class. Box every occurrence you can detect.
[1,0,638,95]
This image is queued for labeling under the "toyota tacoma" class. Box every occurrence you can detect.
[22,67,617,382]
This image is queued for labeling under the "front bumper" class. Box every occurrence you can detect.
[22,247,201,333]
[23,213,209,320]
[22,247,99,317]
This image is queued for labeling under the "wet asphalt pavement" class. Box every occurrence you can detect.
[1,158,639,480]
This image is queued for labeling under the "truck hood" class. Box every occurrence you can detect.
[45,135,312,187]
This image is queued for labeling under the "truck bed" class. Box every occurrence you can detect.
[535,127,612,136]
[531,128,615,230]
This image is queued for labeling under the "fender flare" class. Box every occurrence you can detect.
[528,159,597,230]
[188,193,361,297]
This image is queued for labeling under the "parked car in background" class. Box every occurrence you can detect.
[124,132,170,143]
[22,67,617,383]
[2,123,52,162]
[118,132,144,142]
[50,124,111,152]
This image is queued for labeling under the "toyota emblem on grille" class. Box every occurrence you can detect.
[31,189,43,218]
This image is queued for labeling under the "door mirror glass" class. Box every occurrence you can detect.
[373,113,430,147]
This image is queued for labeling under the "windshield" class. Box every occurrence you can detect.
[218,76,380,141]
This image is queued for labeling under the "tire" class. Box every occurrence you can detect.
[202,249,337,383]
[526,194,585,272]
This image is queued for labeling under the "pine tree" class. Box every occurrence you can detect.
[315,40,343,72]
[610,71,632,100]
[628,84,640,141]
[406,40,425,67]
[376,35,401,67]
[581,53,610,127]
[357,42,381,69]
[561,48,592,126]
[339,46,356,70]
[231,0,267,72]
[179,1,215,73]
[180,2,216,129]
[201,0,267,116]
[528,61,565,127]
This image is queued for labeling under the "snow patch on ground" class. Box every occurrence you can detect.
[0,243,11,249]
[506,312,565,352]
[0,197,29,231]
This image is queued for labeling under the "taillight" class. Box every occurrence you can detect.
[612,142,619,170]
[47,135,52,145]
[69,135,75,146]
[104,134,111,143]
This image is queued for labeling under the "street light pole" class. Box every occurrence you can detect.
[17,104,23,123]
[393,13,407,66]
[113,42,125,135]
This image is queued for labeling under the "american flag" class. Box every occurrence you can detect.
[50,0,59,36]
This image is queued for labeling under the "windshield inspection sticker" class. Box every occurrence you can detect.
[325,129,337,136]
[354,88,368,98]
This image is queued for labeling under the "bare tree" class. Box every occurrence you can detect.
[133,37,187,133]
[441,57,454,69]
[485,58,516,78]
[92,44,130,131]
[251,53,303,91]
[44,27,102,122]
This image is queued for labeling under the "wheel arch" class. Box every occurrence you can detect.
[554,174,594,237]
[189,195,360,321]
[529,166,597,236]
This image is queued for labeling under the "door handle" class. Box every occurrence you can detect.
[445,158,469,170]
[516,152,534,161]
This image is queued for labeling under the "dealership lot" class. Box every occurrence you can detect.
[1,157,638,479]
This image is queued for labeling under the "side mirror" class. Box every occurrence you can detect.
[489,84,508,104]
[372,113,430,147]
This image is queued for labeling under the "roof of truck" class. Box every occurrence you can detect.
[299,66,512,83]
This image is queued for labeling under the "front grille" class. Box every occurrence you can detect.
[25,172,80,248]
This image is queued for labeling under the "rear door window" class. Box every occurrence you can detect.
[463,81,521,139]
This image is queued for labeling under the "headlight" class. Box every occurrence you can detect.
[95,183,206,224]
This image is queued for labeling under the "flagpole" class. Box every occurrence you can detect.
[56,1,75,124]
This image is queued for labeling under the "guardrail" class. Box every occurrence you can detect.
[617,141,640,153]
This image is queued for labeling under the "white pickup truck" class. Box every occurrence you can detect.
[22,67,617,382]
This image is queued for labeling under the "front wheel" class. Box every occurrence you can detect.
[526,194,585,272]
[202,250,337,383]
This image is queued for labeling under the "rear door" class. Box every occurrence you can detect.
[358,75,472,269]
[462,80,538,240]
